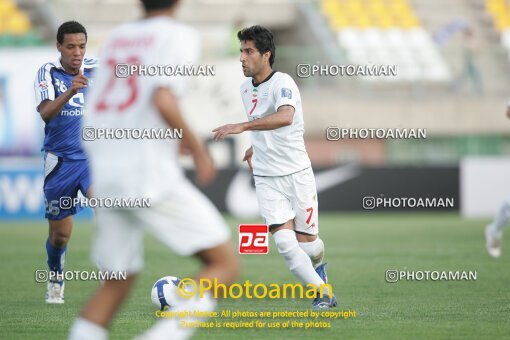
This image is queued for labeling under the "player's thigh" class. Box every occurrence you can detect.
[43,154,85,220]
[92,208,144,274]
[254,176,294,226]
[291,168,319,236]
[141,179,231,257]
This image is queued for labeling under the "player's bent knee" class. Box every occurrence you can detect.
[50,233,70,248]
[274,229,299,255]
[49,229,71,247]
[274,229,309,273]
[295,232,317,242]
[48,217,72,247]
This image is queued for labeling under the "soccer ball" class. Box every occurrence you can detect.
[151,276,181,310]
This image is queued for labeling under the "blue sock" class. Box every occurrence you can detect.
[46,238,66,282]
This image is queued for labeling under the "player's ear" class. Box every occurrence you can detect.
[263,51,270,64]
[56,42,62,53]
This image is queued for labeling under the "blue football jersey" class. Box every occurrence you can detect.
[34,58,99,160]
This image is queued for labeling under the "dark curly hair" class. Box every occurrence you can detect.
[57,21,87,44]
[141,0,179,11]
[237,25,275,66]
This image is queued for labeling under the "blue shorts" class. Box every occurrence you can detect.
[43,152,91,220]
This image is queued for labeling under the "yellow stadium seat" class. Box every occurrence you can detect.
[345,0,363,13]
[323,2,341,13]
[320,0,423,30]
[7,14,31,36]
[485,0,505,7]
[401,17,420,29]
[352,15,372,28]
[376,16,395,29]
[332,18,351,30]
[486,0,507,13]
[0,2,15,14]
[392,2,412,15]
[331,7,345,19]
[493,12,508,23]
[367,3,385,14]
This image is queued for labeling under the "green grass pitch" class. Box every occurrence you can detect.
[0,213,509,339]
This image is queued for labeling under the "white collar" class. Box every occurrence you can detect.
[54,58,84,73]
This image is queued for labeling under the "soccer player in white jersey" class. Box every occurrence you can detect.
[484,100,510,258]
[213,25,336,309]
[69,1,239,339]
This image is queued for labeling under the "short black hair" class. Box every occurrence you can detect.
[56,21,87,44]
[237,25,275,66]
[141,0,179,11]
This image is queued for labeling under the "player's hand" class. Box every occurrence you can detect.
[243,146,253,171]
[70,69,88,94]
[212,123,245,141]
[193,149,217,186]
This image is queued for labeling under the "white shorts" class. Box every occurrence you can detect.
[91,179,231,274]
[254,167,319,235]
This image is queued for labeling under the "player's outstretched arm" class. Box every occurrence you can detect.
[153,87,216,186]
[37,70,88,123]
[212,105,294,141]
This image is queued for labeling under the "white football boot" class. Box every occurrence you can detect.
[485,225,502,258]
[45,280,65,304]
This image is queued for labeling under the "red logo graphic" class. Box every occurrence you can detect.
[239,224,269,254]
[38,81,48,91]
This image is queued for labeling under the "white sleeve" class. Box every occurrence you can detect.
[273,74,298,112]
[154,25,201,97]
[34,63,55,109]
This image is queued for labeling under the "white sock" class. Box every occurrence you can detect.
[489,196,510,235]
[299,237,325,268]
[273,229,328,295]
[68,318,107,340]
[139,292,216,340]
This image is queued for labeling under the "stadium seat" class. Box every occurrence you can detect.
[484,0,510,59]
[8,14,31,36]
[0,0,41,44]
[320,0,451,82]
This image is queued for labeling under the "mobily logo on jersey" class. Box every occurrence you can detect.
[61,108,84,116]
[61,93,85,116]
[68,93,84,108]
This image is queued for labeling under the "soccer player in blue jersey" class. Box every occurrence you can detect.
[34,21,98,304]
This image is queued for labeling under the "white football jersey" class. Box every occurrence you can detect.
[240,71,311,176]
[84,16,200,201]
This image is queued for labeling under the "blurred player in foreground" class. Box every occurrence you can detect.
[213,25,337,309]
[484,100,510,258]
[34,21,98,304]
[69,1,239,339]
